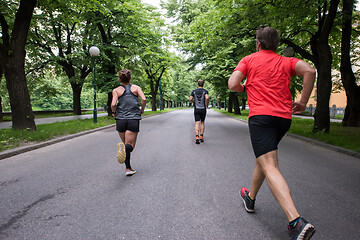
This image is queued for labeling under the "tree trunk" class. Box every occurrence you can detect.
[151,92,157,111]
[233,93,241,115]
[107,92,112,116]
[228,92,233,113]
[161,98,165,110]
[340,0,360,127]
[71,82,82,115]
[313,41,332,133]
[0,67,3,122]
[241,98,246,110]
[0,95,2,122]
[312,0,340,133]
[60,62,84,115]
[1,0,37,130]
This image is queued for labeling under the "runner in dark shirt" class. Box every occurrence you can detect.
[111,69,146,176]
[189,80,209,144]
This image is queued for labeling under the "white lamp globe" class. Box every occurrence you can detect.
[89,46,100,57]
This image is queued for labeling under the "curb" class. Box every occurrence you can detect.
[286,133,360,159]
[0,113,165,161]
[217,111,360,159]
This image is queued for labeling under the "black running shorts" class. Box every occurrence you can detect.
[248,115,291,158]
[116,119,140,133]
[194,109,206,122]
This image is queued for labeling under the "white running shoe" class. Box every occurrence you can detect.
[126,169,136,176]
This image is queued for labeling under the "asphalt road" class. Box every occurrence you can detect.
[0,109,359,239]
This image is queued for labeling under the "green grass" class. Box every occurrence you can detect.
[0,108,183,152]
[289,118,360,153]
[2,111,98,121]
[215,109,360,153]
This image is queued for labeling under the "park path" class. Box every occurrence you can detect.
[0,109,359,239]
[0,113,108,129]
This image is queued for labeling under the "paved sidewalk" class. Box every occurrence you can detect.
[0,113,108,129]
[292,114,342,123]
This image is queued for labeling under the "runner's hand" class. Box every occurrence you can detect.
[292,101,306,114]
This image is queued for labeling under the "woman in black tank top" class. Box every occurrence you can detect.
[110,69,146,176]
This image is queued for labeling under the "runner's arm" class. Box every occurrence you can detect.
[136,86,147,114]
[111,89,119,116]
[292,61,316,114]
[205,94,209,108]
[228,71,246,92]
[189,95,194,103]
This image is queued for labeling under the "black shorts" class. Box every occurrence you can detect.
[248,115,291,158]
[116,119,140,133]
[194,109,206,122]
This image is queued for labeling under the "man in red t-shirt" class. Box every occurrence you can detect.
[228,27,316,240]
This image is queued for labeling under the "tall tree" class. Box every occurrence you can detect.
[29,2,94,115]
[340,0,360,127]
[90,0,141,116]
[312,0,341,132]
[0,65,3,121]
[143,58,168,111]
[0,0,36,130]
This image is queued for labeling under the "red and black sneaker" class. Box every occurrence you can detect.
[288,217,315,240]
[195,135,200,144]
[240,187,255,213]
[200,134,204,142]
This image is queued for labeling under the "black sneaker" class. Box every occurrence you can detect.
[200,135,204,142]
[195,136,200,144]
[288,217,315,240]
[240,187,255,213]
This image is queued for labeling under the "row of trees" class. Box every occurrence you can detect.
[1,0,360,133]
[163,0,360,132]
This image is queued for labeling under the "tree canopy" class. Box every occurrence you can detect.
[1,0,360,130]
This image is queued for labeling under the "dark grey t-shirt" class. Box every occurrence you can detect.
[191,88,208,110]
[115,84,141,120]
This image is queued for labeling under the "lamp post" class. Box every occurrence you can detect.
[89,46,100,123]
[159,78,162,110]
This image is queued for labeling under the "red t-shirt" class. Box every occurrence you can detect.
[234,50,301,119]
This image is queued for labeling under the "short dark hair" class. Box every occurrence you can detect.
[198,79,204,87]
[256,26,279,51]
[118,69,131,83]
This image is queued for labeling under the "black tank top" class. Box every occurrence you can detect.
[115,84,141,120]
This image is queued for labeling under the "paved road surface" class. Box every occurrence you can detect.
[0,109,359,239]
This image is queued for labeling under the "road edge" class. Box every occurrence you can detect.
[216,111,360,159]
[2,111,359,160]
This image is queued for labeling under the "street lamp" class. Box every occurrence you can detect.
[159,78,162,111]
[89,46,100,123]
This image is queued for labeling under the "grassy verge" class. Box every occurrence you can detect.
[2,111,99,121]
[0,109,180,152]
[214,109,360,153]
